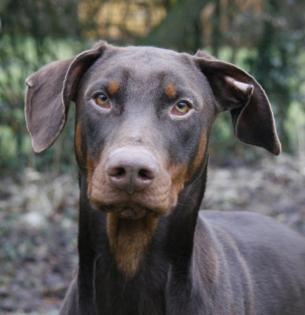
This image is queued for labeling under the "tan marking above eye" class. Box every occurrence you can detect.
[106,212,158,278]
[165,83,177,98]
[107,80,120,95]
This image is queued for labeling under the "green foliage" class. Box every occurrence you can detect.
[0,36,86,173]
[285,102,305,156]
[0,0,305,173]
[140,0,206,51]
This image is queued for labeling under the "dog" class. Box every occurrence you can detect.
[25,41,305,315]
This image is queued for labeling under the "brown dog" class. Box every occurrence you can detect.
[25,42,305,315]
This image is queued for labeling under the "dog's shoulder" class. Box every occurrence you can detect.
[197,210,305,282]
[195,210,305,313]
[198,209,305,248]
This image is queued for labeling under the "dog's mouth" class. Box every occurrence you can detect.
[106,204,153,220]
[91,201,159,220]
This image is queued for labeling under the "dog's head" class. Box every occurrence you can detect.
[25,42,280,218]
[25,42,281,276]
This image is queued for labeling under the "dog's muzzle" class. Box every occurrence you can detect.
[89,146,172,219]
[105,147,159,195]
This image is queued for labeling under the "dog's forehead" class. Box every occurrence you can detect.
[106,45,187,68]
[88,45,199,84]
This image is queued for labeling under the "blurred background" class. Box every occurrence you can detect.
[0,0,304,313]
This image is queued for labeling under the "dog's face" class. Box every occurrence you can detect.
[75,46,215,219]
[25,42,281,277]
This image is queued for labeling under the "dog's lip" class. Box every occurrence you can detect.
[90,201,160,220]
[116,207,148,220]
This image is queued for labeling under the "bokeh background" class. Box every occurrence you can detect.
[0,0,305,314]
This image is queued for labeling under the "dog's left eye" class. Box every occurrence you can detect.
[93,93,112,110]
[170,100,192,116]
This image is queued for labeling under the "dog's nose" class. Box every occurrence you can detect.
[106,147,158,194]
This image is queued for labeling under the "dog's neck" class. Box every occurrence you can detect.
[77,156,208,314]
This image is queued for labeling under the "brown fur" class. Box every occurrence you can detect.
[75,122,83,161]
[107,80,120,95]
[106,212,158,277]
[86,157,95,197]
[168,163,188,206]
[165,83,177,99]
[189,133,207,177]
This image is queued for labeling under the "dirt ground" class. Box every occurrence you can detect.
[0,154,304,314]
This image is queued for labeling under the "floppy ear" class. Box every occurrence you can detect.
[25,42,106,153]
[194,51,281,155]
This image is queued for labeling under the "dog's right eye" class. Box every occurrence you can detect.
[93,93,112,110]
[170,100,193,117]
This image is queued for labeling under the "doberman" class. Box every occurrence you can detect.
[25,42,305,315]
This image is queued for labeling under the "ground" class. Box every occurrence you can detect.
[0,154,304,314]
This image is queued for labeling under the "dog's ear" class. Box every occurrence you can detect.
[25,42,107,153]
[194,50,281,155]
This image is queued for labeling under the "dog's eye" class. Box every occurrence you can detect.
[170,100,192,116]
[93,93,112,109]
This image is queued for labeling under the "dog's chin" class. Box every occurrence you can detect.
[90,201,157,220]
[112,205,151,220]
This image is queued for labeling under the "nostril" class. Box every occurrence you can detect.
[109,167,126,178]
[138,168,155,181]
[106,147,159,193]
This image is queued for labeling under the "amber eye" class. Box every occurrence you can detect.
[93,93,112,109]
[170,100,192,116]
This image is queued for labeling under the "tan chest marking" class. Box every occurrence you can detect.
[107,213,158,278]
